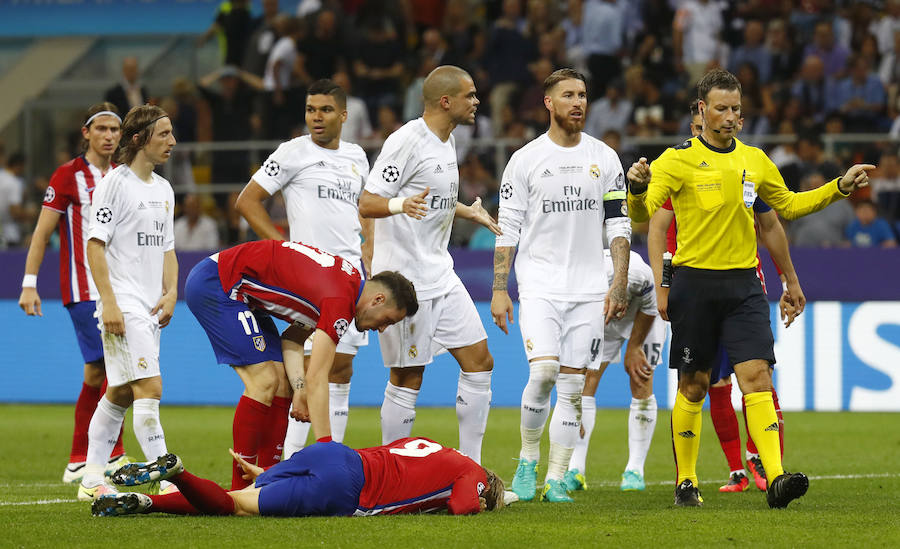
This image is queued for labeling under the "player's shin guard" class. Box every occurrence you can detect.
[743,391,784,486]
[84,396,128,486]
[456,370,492,464]
[520,360,558,461]
[232,396,269,490]
[71,382,103,462]
[772,387,784,457]
[625,395,657,475]
[381,383,418,444]
[133,399,168,462]
[709,384,745,473]
[672,391,703,486]
[329,383,351,443]
[546,373,584,481]
[569,395,595,475]
[258,396,290,468]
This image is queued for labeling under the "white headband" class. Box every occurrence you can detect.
[84,110,122,127]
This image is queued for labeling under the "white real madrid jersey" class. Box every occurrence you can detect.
[500,132,626,300]
[603,249,658,339]
[366,118,461,300]
[88,165,175,313]
[252,136,369,269]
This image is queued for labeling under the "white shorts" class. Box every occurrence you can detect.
[601,313,667,366]
[99,309,161,387]
[303,322,368,356]
[518,296,605,370]
[379,279,487,368]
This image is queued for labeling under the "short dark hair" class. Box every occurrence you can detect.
[307,78,347,109]
[543,68,586,94]
[116,104,169,165]
[370,271,418,316]
[697,69,742,102]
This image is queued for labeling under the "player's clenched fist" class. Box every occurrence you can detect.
[627,157,651,192]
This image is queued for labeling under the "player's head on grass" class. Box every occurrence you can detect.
[116,104,175,166]
[306,79,348,149]
[696,69,742,147]
[543,68,587,135]
[355,271,418,332]
[81,102,121,159]
[482,466,505,511]
[423,65,479,127]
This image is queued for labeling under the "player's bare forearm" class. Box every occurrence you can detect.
[359,214,374,274]
[625,311,655,355]
[359,189,429,219]
[23,208,60,278]
[609,236,630,298]
[86,239,117,307]
[359,190,392,218]
[235,181,282,240]
[305,330,336,439]
[492,246,514,291]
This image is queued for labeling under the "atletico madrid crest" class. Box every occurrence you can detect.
[253,335,266,352]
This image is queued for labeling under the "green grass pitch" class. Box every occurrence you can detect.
[2,404,899,548]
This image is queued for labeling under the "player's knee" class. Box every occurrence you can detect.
[83,361,106,387]
[678,373,709,402]
[734,360,772,393]
[329,356,353,384]
[390,367,424,390]
[527,359,559,397]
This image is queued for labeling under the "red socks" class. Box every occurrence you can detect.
[258,396,290,469]
[708,383,744,472]
[232,396,269,490]
[70,382,102,462]
[149,470,235,515]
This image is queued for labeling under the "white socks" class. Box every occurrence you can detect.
[546,373,585,481]
[625,395,657,475]
[456,370,492,464]
[132,398,168,463]
[519,360,558,461]
[83,396,127,487]
[282,383,352,459]
[569,395,596,475]
[381,382,419,444]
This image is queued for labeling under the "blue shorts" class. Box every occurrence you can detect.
[256,441,365,517]
[711,346,732,384]
[66,301,103,364]
[185,257,282,366]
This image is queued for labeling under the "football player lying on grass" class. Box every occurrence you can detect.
[92,437,505,517]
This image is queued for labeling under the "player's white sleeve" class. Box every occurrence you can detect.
[87,172,122,244]
[495,151,527,247]
[252,141,300,196]
[366,128,417,198]
[164,185,176,252]
[496,207,525,247]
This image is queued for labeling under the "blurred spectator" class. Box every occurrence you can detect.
[524,0,558,41]
[104,56,148,117]
[299,10,347,81]
[198,66,263,201]
[199,0,254,66]
[459,152,498,209]
[878,30,900,89]
[403,57,439,123]
[630,76,676,136]
[174,194,221,251]
[486,0,536,134]
[829,55,886,131]
[263,15,306,139]
[518,58,555,133]
[791,55,829,124]
[0,149,25,248]
[729,19,772,83]
[781,134,841,192]
[372,104,402,141]
[803,19,849,78]
[159,94,196,191]
[767,119,800,169]
[467,202,500,250]
[353,16,406,123]
[673,0,725,86]
[582,0,625,99]
[872,0,900,56]
[332,71,373,142]
[585,80,632,140]
[871,151,900,221]
[767,18,802,85]
[420,27,450,67]
[845,199,897,248]
[737,94,770,144]
[243,0,281,77]
[788,172,854,247]
[441,0,484,75]
[561,0,587,74]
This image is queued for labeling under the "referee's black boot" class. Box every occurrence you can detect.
[674,479,703,507]
[766,472,808,509]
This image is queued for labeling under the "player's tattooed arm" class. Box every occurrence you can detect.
[605,236,630,324]
[281,323,313,421]
[491,246,516,334]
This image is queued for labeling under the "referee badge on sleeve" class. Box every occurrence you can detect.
[742,170,757,208]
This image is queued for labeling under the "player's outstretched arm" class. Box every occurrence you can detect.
[87,238,125,335]
[358,188,429,219]
[19,208,62,316]
[235,181,284,241]
[491,246,515,334]
[455,197,502,235]
[281,324,312,421]
[647,208,673,321]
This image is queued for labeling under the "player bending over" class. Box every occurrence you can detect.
[92,438,504,517]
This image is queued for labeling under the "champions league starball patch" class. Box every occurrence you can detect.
[263,159,281,177]
[382,165,400,183]
[500,181,513,199]
[333,318,349,338]
[43,186,56,204]
[96,207,113,223]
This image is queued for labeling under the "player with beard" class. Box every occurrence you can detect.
[491,68,631,502]
[359,65,501,465]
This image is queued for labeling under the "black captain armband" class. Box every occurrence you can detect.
[661,252,673,288]
[603,191,628,219]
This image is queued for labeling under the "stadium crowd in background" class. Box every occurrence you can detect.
[5,0,900,250]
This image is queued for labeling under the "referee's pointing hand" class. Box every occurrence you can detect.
[838,164,876,193]
[627,157,651,191]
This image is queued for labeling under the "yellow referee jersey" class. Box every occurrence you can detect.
[628,136,849,270]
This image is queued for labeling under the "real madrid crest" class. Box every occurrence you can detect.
[590,165,600,179]
[408,345,418,358]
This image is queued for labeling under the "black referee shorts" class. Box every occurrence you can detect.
[667,267,775,374]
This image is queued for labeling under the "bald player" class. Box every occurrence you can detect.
[359,66,501,464]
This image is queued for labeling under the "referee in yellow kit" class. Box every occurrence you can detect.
[626,69,874,509]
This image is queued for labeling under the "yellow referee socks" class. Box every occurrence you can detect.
[744,391,785,486]
[672,391,704,486]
